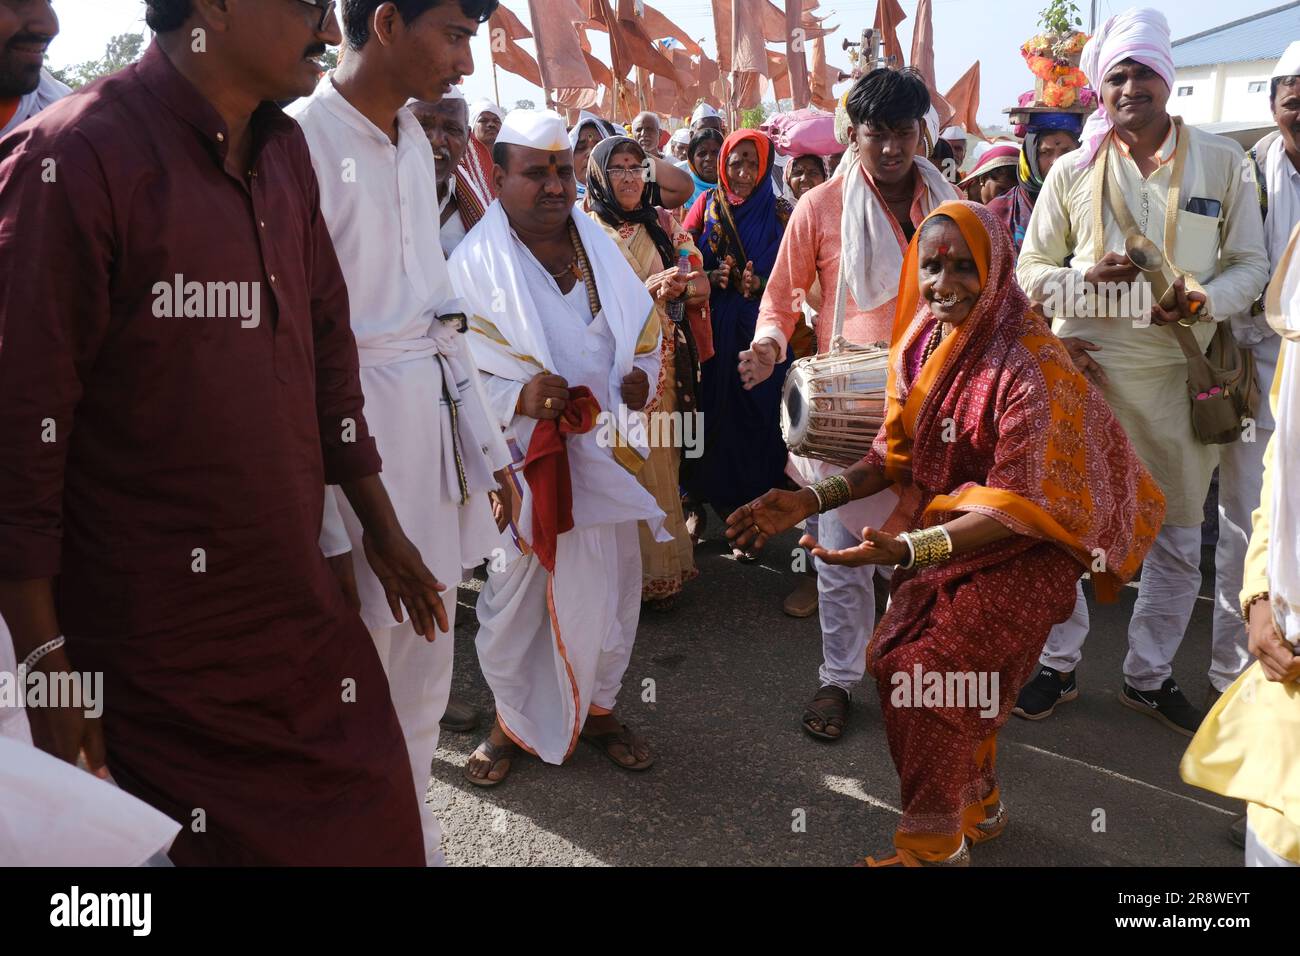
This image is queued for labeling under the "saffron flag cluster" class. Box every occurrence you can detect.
[477,1,984,135]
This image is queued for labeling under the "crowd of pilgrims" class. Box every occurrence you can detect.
[0,1,1296,869]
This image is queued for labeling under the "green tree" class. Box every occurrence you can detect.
[740,103,771,129]
[47,32,145,90]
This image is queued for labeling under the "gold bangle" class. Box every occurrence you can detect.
[907,526,953,570]
[810,475,852,514]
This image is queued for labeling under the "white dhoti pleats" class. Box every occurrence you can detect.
[475,521,642,766]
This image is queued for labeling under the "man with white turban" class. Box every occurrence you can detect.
[449,110,670,786]
[469,97,503,147]
[1015,8,1270,733]
[669,127,692,165]
[939,124,967,169]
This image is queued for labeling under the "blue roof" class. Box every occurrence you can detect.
[1172,1,1300,68]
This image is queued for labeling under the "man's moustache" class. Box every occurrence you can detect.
[7,33,54,51]
[304,44,327,58]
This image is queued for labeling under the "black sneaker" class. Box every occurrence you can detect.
[1012,666,1078,720]
[1118,678,1205,737]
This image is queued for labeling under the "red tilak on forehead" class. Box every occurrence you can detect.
[937,243,950,256]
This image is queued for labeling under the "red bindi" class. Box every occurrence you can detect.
[937,244,950,256]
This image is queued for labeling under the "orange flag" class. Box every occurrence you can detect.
[598,0,678,78]
[765,50,793,103]
[909,0,953,128]
[786,0,811,108]
[642,4,703,57]
[527,0,597,93]
[808,33,847,112]
[943,61,986,140]
[872,0,907,69]
[488,5,541,88]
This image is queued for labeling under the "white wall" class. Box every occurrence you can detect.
[1172,59,1274,125]
[1171,64,1217,124]
[1220,61,1275,124]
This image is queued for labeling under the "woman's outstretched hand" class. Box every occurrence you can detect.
[726,489,817,553]
[804,526,908,568]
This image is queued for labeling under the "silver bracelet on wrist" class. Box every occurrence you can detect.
[21,635,66,672]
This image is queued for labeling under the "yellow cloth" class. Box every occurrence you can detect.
[1181,335,1298,865]
[1240,341,1285,611]
[1180,662,1300,863]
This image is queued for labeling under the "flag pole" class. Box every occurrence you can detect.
[729,0,740,129]
[492,59,502,110]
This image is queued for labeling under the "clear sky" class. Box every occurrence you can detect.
[44,0,1289,124]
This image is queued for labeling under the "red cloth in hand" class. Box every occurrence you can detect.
[523,386,601,573]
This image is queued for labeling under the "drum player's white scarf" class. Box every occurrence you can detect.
[1264,221,1300,648]
[449,201,669,541]
[831,146,956,316]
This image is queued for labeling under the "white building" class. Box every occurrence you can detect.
[1171,2,1300,132]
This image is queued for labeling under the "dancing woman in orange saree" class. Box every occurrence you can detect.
[727,200,1165,865]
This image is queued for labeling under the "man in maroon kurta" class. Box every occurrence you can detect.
[0,3,447,865]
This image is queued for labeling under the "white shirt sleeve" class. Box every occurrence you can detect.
[319,486,352,558]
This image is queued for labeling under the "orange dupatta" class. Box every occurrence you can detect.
[877,200,1164,602]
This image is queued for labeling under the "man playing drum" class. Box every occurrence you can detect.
[739,68,960,742]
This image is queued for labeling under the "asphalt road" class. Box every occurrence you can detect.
[427,515,1241,867]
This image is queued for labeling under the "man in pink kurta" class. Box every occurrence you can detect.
[740,68,960,743]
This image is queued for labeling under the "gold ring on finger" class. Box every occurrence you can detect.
[544,397,553,410]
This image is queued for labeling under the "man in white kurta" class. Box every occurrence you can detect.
[1211,49,1300,700]
[286,8,509,864]
[0,0,67,743]
[1015,9,1269,734]
[449,110,669,783]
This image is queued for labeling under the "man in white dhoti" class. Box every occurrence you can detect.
[0,0,67,140]
[1015,8,1270,734]
[449,109,669,785]
[287,0,510,864]
[0,0,66,744]
[1211,46,1300,709]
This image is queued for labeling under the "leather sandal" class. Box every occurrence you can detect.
[802,685,850,741]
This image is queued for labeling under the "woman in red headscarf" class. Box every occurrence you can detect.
[726,200,1165,865]
[680,129,793,559]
